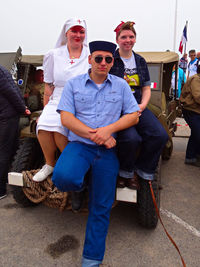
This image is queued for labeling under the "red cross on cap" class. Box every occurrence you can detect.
[77,19,81,24]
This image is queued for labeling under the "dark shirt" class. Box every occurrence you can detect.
[0,64,26,119]
[110,49,150,103]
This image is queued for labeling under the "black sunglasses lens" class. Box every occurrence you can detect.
[95,56,103,63]
[105,57,113,63]
[94,56,113,64]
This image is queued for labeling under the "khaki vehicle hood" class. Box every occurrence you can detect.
[20,51,179,66]
[21,55,44,66]
[0,47,22,71]
[137,51,179,64]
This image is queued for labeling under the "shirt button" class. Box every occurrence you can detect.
[98,102,100,104]
[97,114,99,117]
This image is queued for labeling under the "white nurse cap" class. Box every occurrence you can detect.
[55,18,87,48]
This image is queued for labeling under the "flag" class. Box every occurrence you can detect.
[179,24,187,54]
[151,82,157,89]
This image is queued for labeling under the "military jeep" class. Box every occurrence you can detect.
[6,49,179,229]
[0,47,44,131]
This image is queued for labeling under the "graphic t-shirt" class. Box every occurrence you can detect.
[121,54,140,92]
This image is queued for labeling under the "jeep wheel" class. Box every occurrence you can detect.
[137,158,161,228]
[162,138,173,160]
[11,138,44,207]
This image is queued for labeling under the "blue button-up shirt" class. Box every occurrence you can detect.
[57,72,139,145]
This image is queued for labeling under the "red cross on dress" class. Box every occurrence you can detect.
[70,60,75,65]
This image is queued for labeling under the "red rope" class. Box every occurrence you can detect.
[149,181,186,267]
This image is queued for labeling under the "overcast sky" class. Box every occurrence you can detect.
[0,0,199,56]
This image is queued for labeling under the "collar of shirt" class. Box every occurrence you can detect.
[190,58,197,64]
[84,69,112,87]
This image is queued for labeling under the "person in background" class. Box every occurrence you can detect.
[197,52,200,60]
[180,60,200,167]
[110,21,168,188]
[0,64,30,199]
[52,40,139,267]
[171,64,186,99]
[187,49,197,78]
[26,69,44,112]
[33,18,89,182]
[179,53,188,73]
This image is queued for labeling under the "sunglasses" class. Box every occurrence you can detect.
[94,56,113,64]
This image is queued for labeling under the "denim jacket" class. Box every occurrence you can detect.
[110,49,150,103]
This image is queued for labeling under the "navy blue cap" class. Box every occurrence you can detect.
[89,41,117,55]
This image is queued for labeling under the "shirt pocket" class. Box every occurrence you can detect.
[104,94,122,116]
[74,93,93,113]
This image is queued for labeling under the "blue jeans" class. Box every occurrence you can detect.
[117,108,168,180]
[182,109,200,160]
[52,142,119,262]
[82,257,101,267]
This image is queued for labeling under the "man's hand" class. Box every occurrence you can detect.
[104,136,116,149]
[88,128,116,148]
[89,126,112,145]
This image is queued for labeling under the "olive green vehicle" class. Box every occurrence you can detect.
[0,47,44,132]
[3,49,179,229]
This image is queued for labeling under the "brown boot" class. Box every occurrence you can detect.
[117,176,126,188]
[125,174,140,190]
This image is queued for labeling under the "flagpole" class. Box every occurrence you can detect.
[184,21,188,54]
[173,0,178,51]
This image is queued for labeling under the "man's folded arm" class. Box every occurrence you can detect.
[60,111,94,139]
[90,112,139,145]
[107,112,139,133]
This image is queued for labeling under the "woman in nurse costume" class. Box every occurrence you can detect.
[33,18,89,182]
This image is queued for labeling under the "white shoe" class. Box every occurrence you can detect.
[33,164,54,182]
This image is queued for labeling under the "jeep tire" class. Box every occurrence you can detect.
[11,137,44,207]
[137,158,161,228]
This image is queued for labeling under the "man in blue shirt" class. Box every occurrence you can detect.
[52,41,139,267]
[188,49,198,78]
